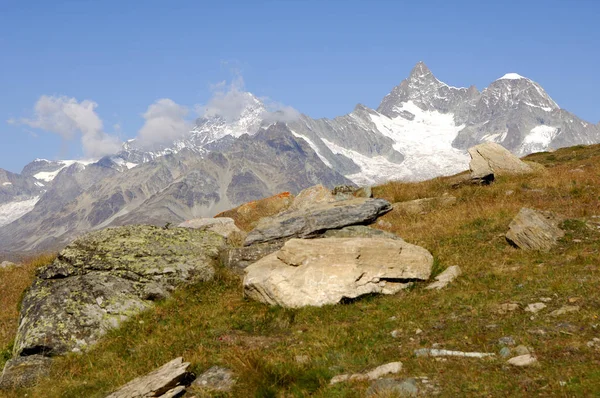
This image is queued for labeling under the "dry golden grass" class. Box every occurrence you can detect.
[0,254,55,367]
[215,191,294,231]
[3,144,600,397]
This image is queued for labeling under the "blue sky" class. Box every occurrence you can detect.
[1,0,599,172]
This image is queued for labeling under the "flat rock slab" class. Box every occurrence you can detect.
[244,237,432,308]
[469,142,533,180]
[322,225,403,240]
[106,357,192,398]
[178,217,242,238]
[0,355,53,390]
[13,225,225,358]
[506,208,564,251]
[244,198,392,246]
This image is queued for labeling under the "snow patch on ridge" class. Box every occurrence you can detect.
[498,73,526,80]
[33,160,94,182]
[518,125,559,155]
[290,131,332,167]
[0,196,40,227]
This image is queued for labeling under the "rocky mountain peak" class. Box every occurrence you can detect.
[407,61,436,85]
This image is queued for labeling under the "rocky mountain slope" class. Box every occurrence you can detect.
[0,124,350,254]
[1,62,599,256]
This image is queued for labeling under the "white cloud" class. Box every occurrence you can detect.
[13,95,121,158]
[135,99,192,148]
[197,74,300,123]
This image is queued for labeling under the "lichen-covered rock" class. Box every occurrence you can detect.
[505,208,564,251]
[221,241,285,271]
[0,355,52,390]
[12,225,225,358]
[244,198,392,246]
[288,184,336,211]
[189,366,236,393]
[244,237,432,308]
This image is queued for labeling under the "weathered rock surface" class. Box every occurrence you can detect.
[0,355,53,390]
[288,184,335,211]
[393,195,456,215]
[221,241,285,271]
[505,208,564,251]
[244,237,432,308]
[322,225,402,240]
[177,217,241,239]
[13,225,225,358]
[244,198,392,246]
[189,366,236,393]
[332,184,372,199]
[549,305,580,317]
[426,265,461,290]
[469,142,533,180]
[106,357,193,398]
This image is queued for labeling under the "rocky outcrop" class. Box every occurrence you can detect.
[221,241,285,271]
[244,198,392,246]
[321,225,402,240]
[288,184,335,211]
[178,217,242,239]
[468,142,533,181]
[243,237,433,308]
[106,357,194,398]
[189,366,236,394]
[505,208,564,251]
[11,225,225,358]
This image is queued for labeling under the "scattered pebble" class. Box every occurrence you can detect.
[539,297,552,303]
[391,330,400,338]
[498,336,516,346]
[415,348,495,358]
[507,354,538,367]
[415,328,423,335]
[525,303,547,313]
[549,305,580,317]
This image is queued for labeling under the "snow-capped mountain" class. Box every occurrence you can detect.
[1,61,599,256]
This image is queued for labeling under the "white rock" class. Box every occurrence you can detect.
[244,237,433,308]
[525,303,547,313]
[426,265,461,290]
[414,348,495,358]
[507,354,538,367]
[549,305,580,317]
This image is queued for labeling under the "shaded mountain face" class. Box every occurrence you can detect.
[0,124,351,254]
[1,62,599,256]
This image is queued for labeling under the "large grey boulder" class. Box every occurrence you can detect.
[12,225,225,358]
[468,142,533,180]
[505,208,564,251]
[244,237,433,308]
[106,357,193,398]
[244,198,392,246]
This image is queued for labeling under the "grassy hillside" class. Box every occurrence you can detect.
[2,144,600,397]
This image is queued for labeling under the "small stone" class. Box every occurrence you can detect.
[388,316,397,321]
[190,366,236,393]
[498,336,516,346]
[559,381,567,387]
[525,303,547,313]
[539,297,552,303]
[415,329,423,335]
[364,362,403,380]
[507,354,538,367]
[568,297,581,303]
[496,303,519,314]
[499,347,512,358]
[367,378,418,397]
[549,306,580,317]
[330,374,350,385]
[391,330,400,338]
[513,345,531,356]
[425,265,461,290]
